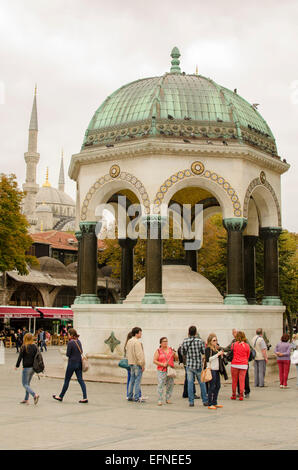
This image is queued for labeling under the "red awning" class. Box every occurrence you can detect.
[35,308,73,319]
[0,306,73,319]
[0,306,39,318]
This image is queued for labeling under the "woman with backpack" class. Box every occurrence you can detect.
[15,333,40,405]
[52,328,88,403]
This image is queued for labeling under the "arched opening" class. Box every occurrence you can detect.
[10,285,44,307]
[53,287,76,308]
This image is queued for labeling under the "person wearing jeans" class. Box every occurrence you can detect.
[252,329,268,387]
[53,328,88,403]
[126,327,146,403]
[128,365,143,401]
[15,333,39,405]
[182,325,208,407]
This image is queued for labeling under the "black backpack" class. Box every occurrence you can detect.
[33,348,45,374]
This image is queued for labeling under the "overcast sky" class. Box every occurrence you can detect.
[1,0,297,231]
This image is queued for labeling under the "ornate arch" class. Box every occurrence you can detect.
[153,161,242,217]
[243,173,281,226]
[80,165,150,221]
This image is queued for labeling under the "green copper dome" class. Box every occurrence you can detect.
[83,48,277,156]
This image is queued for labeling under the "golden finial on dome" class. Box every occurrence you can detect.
[43,167,51,187]
[195,65,198,75]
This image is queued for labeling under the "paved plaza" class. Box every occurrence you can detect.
[0,346,297,451]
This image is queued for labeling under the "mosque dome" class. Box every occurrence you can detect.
[36,186,75,206]
[37,256,69,277]
[82,48,277,157]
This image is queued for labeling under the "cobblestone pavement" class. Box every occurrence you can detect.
[0,347,297,450]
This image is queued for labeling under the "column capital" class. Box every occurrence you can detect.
[259,227,282,240]
[223,217,247,232]
[79,221,97,234]
[75,230,82,241]
[141,214,167,226]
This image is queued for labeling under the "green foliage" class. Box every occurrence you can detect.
[197,214,227,295]
[0,174,37,274]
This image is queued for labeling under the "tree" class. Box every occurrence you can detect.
[197,214,227,295]
[0,174,36,274]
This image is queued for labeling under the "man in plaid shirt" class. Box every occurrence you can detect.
[182,325,208,407]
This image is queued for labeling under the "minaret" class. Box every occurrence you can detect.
[23,85,40,228]
[58,149,65,192]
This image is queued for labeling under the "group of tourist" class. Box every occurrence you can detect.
[14,325,298,406]
[123,325,298,409]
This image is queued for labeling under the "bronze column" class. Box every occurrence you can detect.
[118,238,137,302]
[142,215,166,304]
[183,239,198,272]
[223,218,248,305]
[260,227,282,305]
[74,230,82,301]
[74,221,100,304]
[244,235,258,304]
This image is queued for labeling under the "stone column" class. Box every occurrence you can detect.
[183,239,198,272]
[74,230,82,302]
[244,235,258,304]
[118,238,137,302]
[74,221,100,304]
[260,227,282,305]
[223,218,248,305]
[142,215,166,304]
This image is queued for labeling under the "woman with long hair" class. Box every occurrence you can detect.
[15,333,39,405]
[230,331,250,401]
[274,333,296,388]
[53,328,88,403]
[205,333,225,410]
[153,337,178,406]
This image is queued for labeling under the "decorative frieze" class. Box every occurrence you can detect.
[154,162,243,217]
[81,170,150,220]
[243,177,281,226]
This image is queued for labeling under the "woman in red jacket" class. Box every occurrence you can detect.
[230,331,250,401]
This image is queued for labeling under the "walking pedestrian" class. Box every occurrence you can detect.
[182,325,208,407]
[15,333,40,405]
[230,331,250,401]
[274,334,296,389]
[153,337,178,406]
[205,333,225,410]
[126,327,146,403]
[252,328,268,387]
[52,328,88,403]
[16,329,23,353]
[38,328,47,352]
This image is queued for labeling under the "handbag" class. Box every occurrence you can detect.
[201,363,212,383]
[160,348,176,378]
[74,340,89,372]
[118,358,130,370]
[167,366,176,378]
[291,349,298,365]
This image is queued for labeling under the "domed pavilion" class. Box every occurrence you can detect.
[69,47,289,380]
